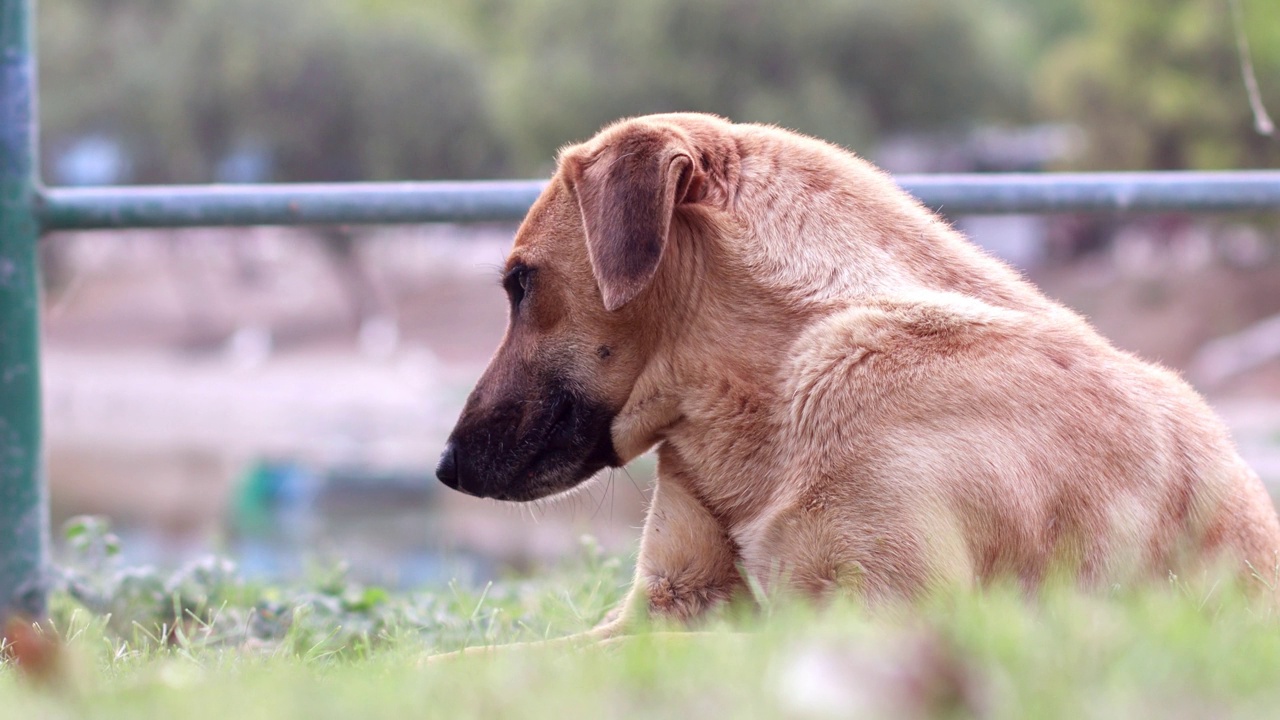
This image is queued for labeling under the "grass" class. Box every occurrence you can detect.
[5,520,1280,719]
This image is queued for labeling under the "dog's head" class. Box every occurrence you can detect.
[435,115,731,501]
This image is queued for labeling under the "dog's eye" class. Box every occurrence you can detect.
[503,264,533,308]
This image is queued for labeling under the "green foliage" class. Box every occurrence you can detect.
[49,517,627,658]
[39,0,1031,181]
[40,0,504,182]
[469,0,1030,171]
[5,520,1280,718]
[1036,0,1280,169]
[36,0,1277,181]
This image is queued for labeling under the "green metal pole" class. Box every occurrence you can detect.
[0,0,46,624]
[30,172,1280,229]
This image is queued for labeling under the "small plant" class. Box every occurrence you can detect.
[46,516,629,660]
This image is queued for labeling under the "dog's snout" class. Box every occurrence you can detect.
[435,442,461,490]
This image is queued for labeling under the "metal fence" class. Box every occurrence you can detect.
[2,0,1280,622]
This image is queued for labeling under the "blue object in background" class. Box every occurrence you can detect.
[54,135,132,186]
[228,458,475,588]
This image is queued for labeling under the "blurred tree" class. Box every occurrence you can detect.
[40,0,506,183]
[39,0,1043,181]
[466,0,1030,171]
[1036,0,1280,169]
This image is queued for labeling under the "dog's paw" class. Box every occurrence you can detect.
[593,606,625,633]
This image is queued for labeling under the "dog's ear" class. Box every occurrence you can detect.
[570,135,705,312]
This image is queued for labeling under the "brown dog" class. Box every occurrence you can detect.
[435,113,1280,634]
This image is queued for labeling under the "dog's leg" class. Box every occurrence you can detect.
[597,476,744,636]
[422,476,740,663]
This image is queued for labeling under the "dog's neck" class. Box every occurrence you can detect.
[728,129,1050,315]
[651,165,1057,384]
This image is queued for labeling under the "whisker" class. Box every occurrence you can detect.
[609,469,618,522]
[622,465,645,498]
[591,472,611,520]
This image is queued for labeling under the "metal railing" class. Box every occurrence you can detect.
[31,172,1280,229]
[2,0,1279,621]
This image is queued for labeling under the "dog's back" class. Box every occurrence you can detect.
[774,291,1280,598]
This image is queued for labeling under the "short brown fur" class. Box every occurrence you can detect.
[446,113,1280,634]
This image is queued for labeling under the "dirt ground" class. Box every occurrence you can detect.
[37,222,1280,569]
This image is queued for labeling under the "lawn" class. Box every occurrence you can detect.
[4,519,1280,719]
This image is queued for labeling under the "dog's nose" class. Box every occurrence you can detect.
[435,442,461,490]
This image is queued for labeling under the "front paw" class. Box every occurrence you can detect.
[593,605,624,632]
[646,572,736,622]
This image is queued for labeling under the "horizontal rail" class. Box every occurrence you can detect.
[35,170,1280,231]
[902,171,1280,214]
[37,180,546,229]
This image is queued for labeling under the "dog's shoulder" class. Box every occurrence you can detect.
[788,290,1036,365]
[781,291,1100,425]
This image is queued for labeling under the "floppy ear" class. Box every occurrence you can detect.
[572,138,705,312]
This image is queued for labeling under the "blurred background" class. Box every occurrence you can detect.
[36,0,1280,587]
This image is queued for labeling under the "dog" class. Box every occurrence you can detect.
[435,113,1280,636]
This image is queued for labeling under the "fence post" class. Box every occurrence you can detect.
[0,0,46,624]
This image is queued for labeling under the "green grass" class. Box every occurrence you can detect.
[5,521,1280,719]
